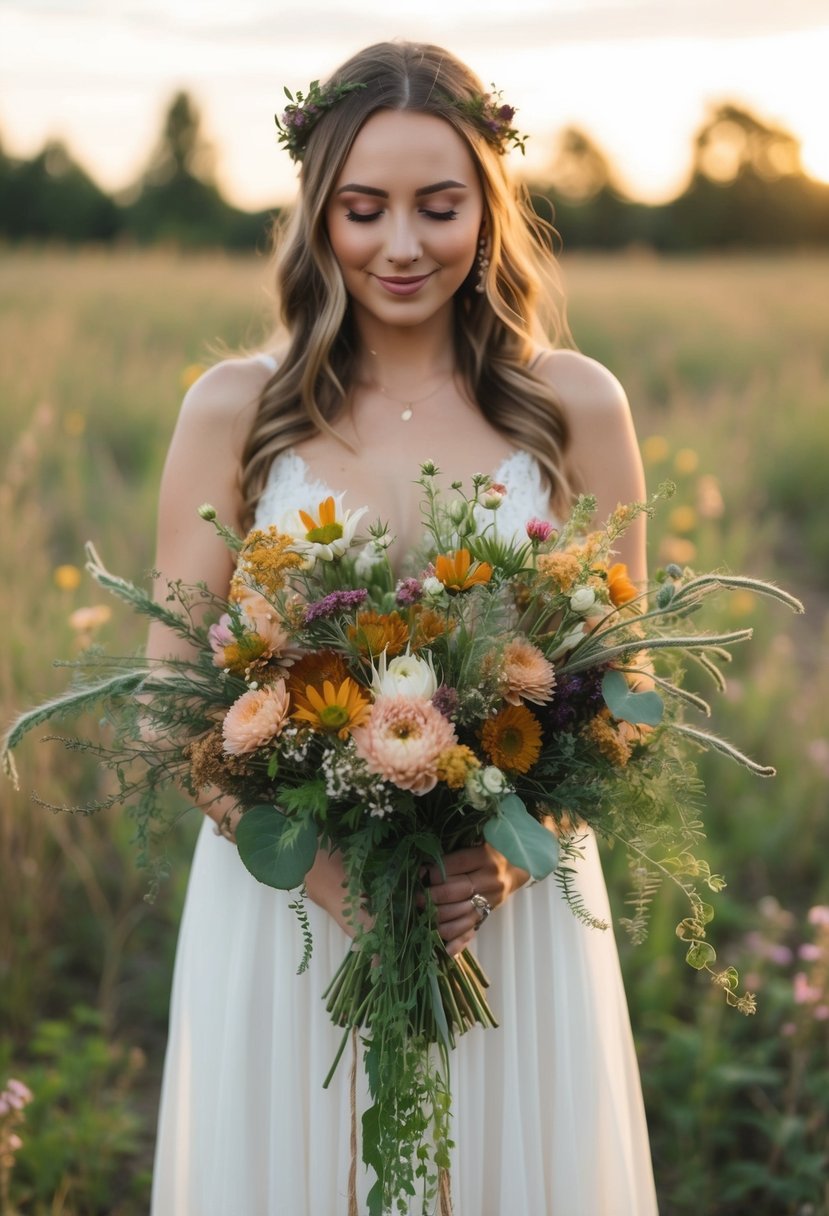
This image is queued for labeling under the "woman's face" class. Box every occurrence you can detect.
[325,109,485,329]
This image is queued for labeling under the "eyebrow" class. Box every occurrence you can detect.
[335,179,467,198]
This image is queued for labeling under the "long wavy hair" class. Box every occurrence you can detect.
[241,40,575,522]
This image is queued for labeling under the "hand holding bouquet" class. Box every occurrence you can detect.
[3,463,803,1214]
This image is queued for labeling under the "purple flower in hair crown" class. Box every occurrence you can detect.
[455,85,528,156]
[275,79,368,163]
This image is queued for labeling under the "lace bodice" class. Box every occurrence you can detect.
[255,447,554,539]
[251,353,556,543]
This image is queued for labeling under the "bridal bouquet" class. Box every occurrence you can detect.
[3,462,803,1215]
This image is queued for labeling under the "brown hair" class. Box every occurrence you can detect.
[240,40,574,522]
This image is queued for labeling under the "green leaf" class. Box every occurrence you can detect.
[602,669,664,726]
[686,941,717,969]
[235,805,317,890]
[483,793,559,880]
[428,967,451,1049]
[267,752,280,779]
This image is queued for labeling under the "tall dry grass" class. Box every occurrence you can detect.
[1,247,826,1213]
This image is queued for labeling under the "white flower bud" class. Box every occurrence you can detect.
[448,498,467,525]
[569,586,597,615]
[422,576,445,599]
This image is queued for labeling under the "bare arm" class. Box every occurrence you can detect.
[147,357,355,928]
[145,358,266,835]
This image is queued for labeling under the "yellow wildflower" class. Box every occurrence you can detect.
[231,526,303,600]
[436,745,480,789]
[54,564,82,591]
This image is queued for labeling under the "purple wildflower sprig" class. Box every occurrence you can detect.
[275,80,367,163]
[456,85,528,156]
[303,588,368,625]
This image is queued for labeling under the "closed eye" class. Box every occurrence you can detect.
[345,208,459,223]
[345,210,381,223]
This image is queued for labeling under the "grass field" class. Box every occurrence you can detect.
[1,246,827,1214]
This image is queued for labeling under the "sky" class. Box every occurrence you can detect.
[1,0,828,208]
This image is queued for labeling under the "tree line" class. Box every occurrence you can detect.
[1,91,827,251]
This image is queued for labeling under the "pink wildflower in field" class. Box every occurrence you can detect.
[222,682,290,755]
[352,695,457,795]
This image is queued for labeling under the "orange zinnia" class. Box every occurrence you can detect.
[607,562,639,607]
[291,677,371,740]
[434,549,493,593]
[348,610,409,658]
[480,704,542,774]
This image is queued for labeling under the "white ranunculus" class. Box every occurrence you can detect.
[370,650,438,700]
[569,586,597,615]
[480,765,507,795]
[464,764,507,809]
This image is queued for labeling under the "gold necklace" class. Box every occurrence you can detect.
[370,370,456,422]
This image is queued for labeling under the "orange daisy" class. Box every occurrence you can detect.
[433,549,493,593]
[291,676,371,740]
[480,704,543,774]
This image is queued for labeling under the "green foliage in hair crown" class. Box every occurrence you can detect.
[275,80,368,163]
[455,85,528,156]
[275,78,528,164]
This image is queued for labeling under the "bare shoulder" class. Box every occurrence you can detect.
[177,355,273,457]
[531,348,630,424]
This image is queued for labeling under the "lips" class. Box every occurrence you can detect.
[373,272,434,297]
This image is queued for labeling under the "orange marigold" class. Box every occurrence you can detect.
[410,606,454,650]
[582,710,632,767]
[480,704,543,774]
[348,610,409,658]
[607,562,639,607]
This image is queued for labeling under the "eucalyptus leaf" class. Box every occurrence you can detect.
[235,805,317,890]
[686,941,717,969]
[602,669,664,726]
[483,793,559,880]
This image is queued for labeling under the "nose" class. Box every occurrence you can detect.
[385,213,421,265]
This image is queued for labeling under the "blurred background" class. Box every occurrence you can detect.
[1,2,828,1213]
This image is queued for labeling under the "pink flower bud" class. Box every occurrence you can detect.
[526,517,553,543]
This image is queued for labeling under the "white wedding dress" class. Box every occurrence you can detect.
[150,359,659,1216]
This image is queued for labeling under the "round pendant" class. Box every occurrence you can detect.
[400,407,413,422]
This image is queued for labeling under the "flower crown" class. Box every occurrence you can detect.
[275,80,527,164]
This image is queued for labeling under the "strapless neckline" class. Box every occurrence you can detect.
[280,445,533,505]
[254,446,556,567]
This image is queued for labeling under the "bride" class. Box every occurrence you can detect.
[149,40,659,1216]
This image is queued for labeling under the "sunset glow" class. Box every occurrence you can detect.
[1,2,827,207]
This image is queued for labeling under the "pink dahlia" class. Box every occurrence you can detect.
[352,695,457,795]
[501,638,556,705]
[222,681,290,755]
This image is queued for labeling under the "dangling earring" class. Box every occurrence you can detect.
[475,234,490,294]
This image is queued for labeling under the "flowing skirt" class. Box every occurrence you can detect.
[151,818,659,1215]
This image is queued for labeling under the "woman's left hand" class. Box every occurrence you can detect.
[420,844,531,956]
